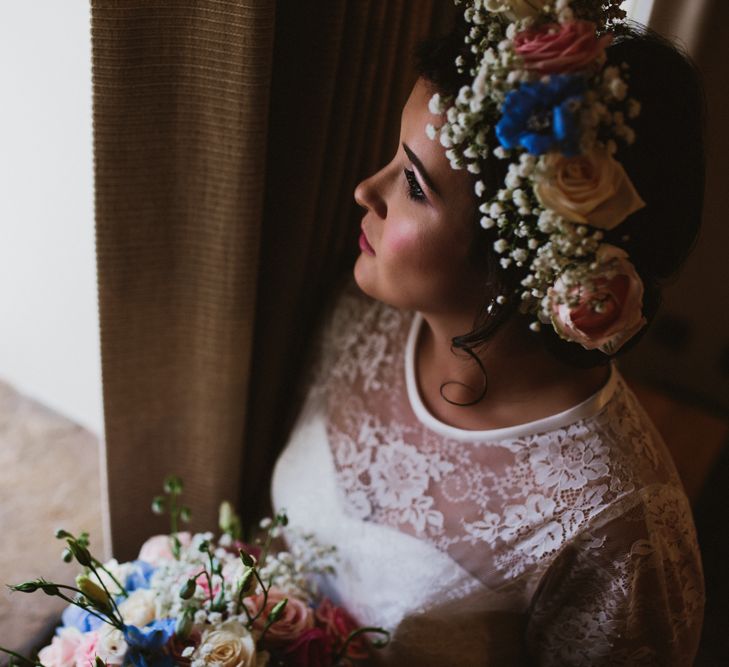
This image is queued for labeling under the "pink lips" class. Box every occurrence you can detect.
[359,229,375,256]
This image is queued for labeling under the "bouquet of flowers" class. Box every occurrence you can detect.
[1,477,388,667]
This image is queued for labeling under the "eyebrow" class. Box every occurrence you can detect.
[402,142,440,196]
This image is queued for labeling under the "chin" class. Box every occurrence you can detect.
[353,254,377,300]
[353,257,414,312]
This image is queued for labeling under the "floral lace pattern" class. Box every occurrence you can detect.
[297,283,704,664]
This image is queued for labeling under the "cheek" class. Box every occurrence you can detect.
[380,222,444,273]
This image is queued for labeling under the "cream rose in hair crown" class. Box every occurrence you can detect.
[428,0,647,353]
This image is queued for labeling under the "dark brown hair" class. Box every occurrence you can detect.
[415,21,706,372]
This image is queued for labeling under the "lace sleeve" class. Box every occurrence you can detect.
[525,484,704,666]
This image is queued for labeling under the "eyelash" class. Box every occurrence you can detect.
[403,168,427,203]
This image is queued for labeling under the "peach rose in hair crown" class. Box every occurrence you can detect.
[482,0,550,20]
[535,146,645,230]
[546,244,647,354]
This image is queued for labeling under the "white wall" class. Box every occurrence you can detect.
[0,1,103,438]
[624,0,655,26]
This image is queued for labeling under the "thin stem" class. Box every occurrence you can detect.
[258,596,288,645]
[249,570,269,625]
[0,646,44,666]
[170,491,180,559]
[88,562,123,621]
[193,568,216,610]
[54,590,120,630]
[237,584,254,624]
[91,557,128,598]
[334,626,391,664]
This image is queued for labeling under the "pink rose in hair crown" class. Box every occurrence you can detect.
[547,245,647,354]
[514,21,612,74]
[245,587,315,646]
[483,0,550,20]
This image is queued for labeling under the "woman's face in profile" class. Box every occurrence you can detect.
[353,77,487,316]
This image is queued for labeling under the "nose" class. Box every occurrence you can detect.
[354,167,387,219]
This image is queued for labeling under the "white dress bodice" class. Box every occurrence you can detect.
[271,283,704,665]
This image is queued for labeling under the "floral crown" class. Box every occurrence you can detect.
[427,0,647,354]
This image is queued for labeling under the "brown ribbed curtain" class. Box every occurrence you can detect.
[92,1,457,560]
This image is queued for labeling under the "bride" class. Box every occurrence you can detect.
[272,2,705,664]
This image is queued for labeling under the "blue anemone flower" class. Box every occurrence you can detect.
[123,619,176,667]
[61,603,105,633]
[495,75,587,156]
[125,559,156,591]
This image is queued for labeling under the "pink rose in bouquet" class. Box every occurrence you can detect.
[138,532,192,566]
[36,627,84,667]
[246,587,315,646]
[74,631,101,667]
[315,598,368,661]
[283,627,333,667]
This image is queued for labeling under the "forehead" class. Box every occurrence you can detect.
[401,77,441,143]
[400,78,473,197]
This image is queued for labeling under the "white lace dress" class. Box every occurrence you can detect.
[271,283,704,666]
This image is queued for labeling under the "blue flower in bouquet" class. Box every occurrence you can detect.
[496,75,586,156]
[123,618,176,667]
[61,603,104,633]
[125,559,157,591]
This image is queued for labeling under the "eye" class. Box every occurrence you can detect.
[403,168,427,203]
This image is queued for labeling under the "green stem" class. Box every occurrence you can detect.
[91,557,128,598]
[0,646,44,666]
[238,590,254,624]
[170,491,180,558]
[257,614,277,645]
[249,569,269,624]
[88,562,123,622]
[54,590,120,630]
[333,626,391,664]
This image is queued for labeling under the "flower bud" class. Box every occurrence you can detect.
[55,528,72,540]
[151,496,166,515]
[175,612,193,639]
[267,598,288,624]
[219,501,234,531]
[179,578,196,600]
[67,540,92,567]
[12,581,40,593]
[76,575,111,611]
[163,475,183,494]
[41,583,60,596]
[239,568,255,595]
[239,549,255,567]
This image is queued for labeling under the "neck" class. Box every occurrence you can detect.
[416,309,610,430]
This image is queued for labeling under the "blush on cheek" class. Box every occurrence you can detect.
[384,226,421,255]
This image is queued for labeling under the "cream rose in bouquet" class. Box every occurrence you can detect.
[1,477,388,667]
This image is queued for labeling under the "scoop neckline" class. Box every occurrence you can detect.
[404,311,619,441]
